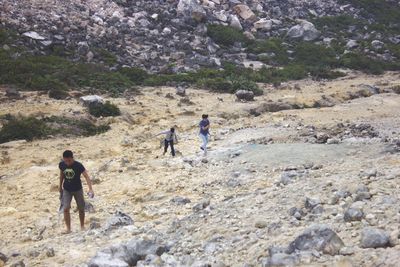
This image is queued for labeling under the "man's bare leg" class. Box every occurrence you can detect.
[63,208,71,234]
[79,210,85,230]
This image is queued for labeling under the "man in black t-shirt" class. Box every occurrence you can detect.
[59,150,94,233]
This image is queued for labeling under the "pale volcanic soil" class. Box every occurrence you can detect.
[1,72,400,267]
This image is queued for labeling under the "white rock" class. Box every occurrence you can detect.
[233,4,257,21]
[254,18,273,31]
[22,31,46,40]
[230,15,242,30]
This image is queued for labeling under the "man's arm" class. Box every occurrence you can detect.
[59,170,64,193]
[82,170,94,196]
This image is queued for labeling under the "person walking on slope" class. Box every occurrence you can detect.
[59,150,94,234]
[199,114,210,155]
[155,127,178,157]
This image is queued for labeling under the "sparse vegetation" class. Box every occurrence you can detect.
[207,24,249,46]
[88,101,121,117]
[0,115,110,143]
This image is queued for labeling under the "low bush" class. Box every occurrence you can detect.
[88,101,121,117]
[198,77,233,93]
[0,115,111,143]
[231,76,263,95]
[207,24,249,46]
[119,67,149,84]
[247,38,289,65]
[49,89,69,100]
[0,116,50,143]
[340,53,385,74]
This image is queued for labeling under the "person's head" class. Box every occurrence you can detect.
[62,150,74,166]
[170,127,175,133]
[202,114,208,120]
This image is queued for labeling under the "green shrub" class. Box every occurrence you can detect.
[88,101,121,117]
[340,53,384,74]
[207,24,248,46]
[95,48,118,66]
[0,117,50,143]
[119,67,149,84]
[43,116,110,136]
[231,76,263,95]
[247,38,289,64]
[28,76,68,91]
[313,15,363,33]
[294,42,338,68]
[49,89,69,100]
[198,77,233,93]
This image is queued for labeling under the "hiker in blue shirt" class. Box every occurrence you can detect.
[199,114,210,155]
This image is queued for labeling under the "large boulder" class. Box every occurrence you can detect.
[262,253,299,267]
[79,95,104,107]
[177,0,206,22]
[287,224,345,255]
[360,228,391,248]
[88,238,167,267]
[236,90,255,101]
[287,20,320,41]
[233,4,257,21]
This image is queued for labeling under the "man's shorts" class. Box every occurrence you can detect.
[62,189,85,211]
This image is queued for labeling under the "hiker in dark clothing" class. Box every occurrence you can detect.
[155,128,178,157]
[59,150,94,234]
[199,114,210,155]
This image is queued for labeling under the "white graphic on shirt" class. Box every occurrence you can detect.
[64,168,75,180]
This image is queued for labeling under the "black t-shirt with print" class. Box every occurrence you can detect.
[59,161,85,192]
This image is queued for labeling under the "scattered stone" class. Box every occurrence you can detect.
[176,86,186,96]
[88,238,167,267]
[287,224,345,255]
[262,253,299,267]
[193,199,210,212]
[0,253,7,264]
[346,40,358,49]
[235,90,254,101]
[254,18,272,31]
[22,31,45,40]
[105,211,134,231]
[45,247,55,257]
[287,20,319,41]
[360,228,391,248]
[255,220,268,229]
[344,208,364,222]
[5,88,21,99]
[79,95,104,107]
[233,4,257,21]
[170,196,191,205]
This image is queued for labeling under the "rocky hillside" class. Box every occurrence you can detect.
[1,0,399,72]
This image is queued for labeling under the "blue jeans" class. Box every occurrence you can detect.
[200,134,209,154]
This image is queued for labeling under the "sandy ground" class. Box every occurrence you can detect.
[0,71,400,267]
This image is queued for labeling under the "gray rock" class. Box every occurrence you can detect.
[177,0,206,22]
[79,95,104,107]
[176,86,186,96]
[230,15,243,30]
[89,238,167,267]
[10,260,25,267]
[371,40,384,50]
[0,252,7,263]
[346,40,358,49]
[22,31,45,40]
[105,211,133,231]
[287,21,319,41]
[193,199,210,212]
[261,253,299,267]
[304,197,320,211]
[236,90,254,101]
[170,196,191,205]
[254,18,272,31]
[344,208,364,222]
[287,224,344,255]
[360,228,391,248]
[5,88,21,99]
